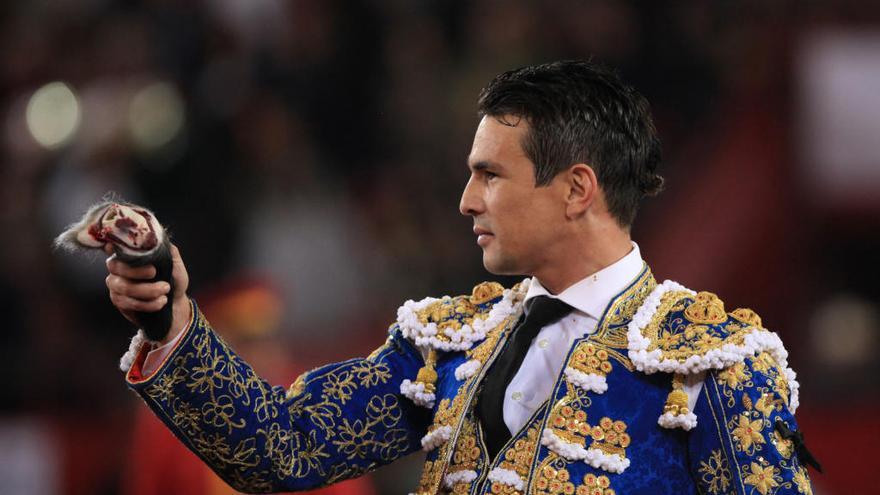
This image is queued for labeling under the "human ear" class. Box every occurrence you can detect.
[565,163,597,218]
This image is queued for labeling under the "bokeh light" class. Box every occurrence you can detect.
[25,81,81,149]
[127,81,185,153]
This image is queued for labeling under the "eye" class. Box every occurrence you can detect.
[485,171,498,180]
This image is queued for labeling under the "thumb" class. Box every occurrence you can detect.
[169,243,190,299]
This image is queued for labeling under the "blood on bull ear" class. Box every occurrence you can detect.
[55,199,174,341]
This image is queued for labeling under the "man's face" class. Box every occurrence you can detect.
[460,116,568,276]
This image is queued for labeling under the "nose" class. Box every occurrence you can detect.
[459,175,483,217]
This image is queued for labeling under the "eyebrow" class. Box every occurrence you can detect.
[468,160,499,172]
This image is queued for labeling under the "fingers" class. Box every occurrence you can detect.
[106,274,170,300]
[110,292,169,313]
[106,257,157,280]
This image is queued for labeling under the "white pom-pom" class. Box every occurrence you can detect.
[400,379,435,408]
[119,330,148,372]
[443,470,478,489]
[486,468,524,490]
[563,367,608,394]
[421,425,452,451]
[454,359,481,380]
[657,411,698,431]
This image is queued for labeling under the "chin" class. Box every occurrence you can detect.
[482,252,522,276]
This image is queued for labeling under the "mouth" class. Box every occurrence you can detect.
[473,226,494,247]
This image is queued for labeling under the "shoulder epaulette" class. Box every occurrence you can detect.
[397,280,525,352]
[626,280,799,430]
[398,280,528,409]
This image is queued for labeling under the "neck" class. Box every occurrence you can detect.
[532,225,633,295]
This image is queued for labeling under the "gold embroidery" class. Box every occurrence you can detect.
[569,343,614,378]
[771,429,793,459]
[142,310,413,490]
[592,268,656,359]
[546,383,630,462]
[547,383,592,446]
[471,281,505,305]
[416,296,478,337]
[449,417,483,473]
[717,362,751,389]
[742,460,781,495]
[489,480,521,494]
[534,455,615,495]
[416,460,441,495]
[589,417,631,457]
[498,426,541,478]
[754,392,777,417]
[414,349,439,394]
[663,373,691,416]
[697,449,732,494]
[793,466,812,495]
[730,308,763,328]
[684,292,728,325]
[731,413,766,455]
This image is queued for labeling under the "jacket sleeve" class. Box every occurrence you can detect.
[687,351,814,495]
[125,300,432,493]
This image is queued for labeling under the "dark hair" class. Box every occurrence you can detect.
[477,60,664,227]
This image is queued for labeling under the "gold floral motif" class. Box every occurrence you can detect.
[793,466,812,495]
[731,413,766,454]
[754,392,777,417]
[471,281,505,305]
[450,417,483,473]
[717,362,751,389]
[416,460,441,495]
[547,385,592,446]
[416,296,478,337]
[774,372,790,406]
[489,481,521,494]
[498,426,540,478]
[534,455,615,495]
[770,428,794,459]
[697,449,731,495]
[749,352,777,375]
[589,417,630,457]
[350,360,392,388]
[684,292,728,325]
[569,343,614,378]
[141,310,414,491]
[321,371,357,404]
[730,308,763,328]
[546,384,630,461]
[742,461,781,495]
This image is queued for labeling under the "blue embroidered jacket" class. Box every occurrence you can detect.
[125,266,814,494]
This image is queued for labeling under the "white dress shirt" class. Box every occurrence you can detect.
[502,242,645,435]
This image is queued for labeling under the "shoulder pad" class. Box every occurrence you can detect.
[396,280,527,352]
[627,280,789,375]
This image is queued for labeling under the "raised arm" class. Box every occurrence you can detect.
[107,246,431,492]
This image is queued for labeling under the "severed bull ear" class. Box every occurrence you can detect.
[55,199,174,342]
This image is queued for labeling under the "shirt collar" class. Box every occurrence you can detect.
[524,242,645,319]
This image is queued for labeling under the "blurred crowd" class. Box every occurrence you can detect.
[1,1,878,494]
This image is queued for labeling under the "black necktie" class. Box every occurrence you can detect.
[476,295,574,459]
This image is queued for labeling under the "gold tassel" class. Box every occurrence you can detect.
[663,374,690,416]
[415,349,438,394]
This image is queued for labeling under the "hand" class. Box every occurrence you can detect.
[105,243,192,345]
